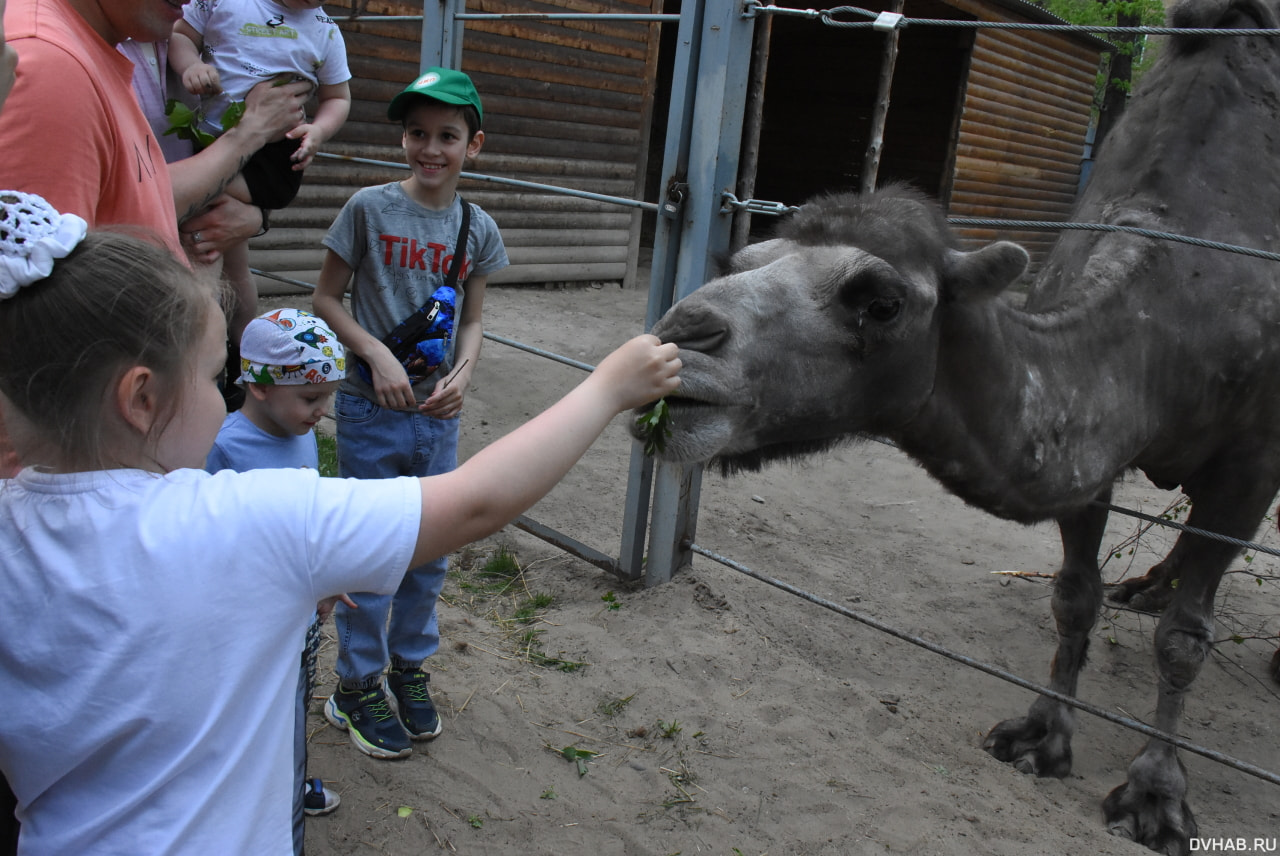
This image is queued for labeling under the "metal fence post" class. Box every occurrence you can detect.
[619,0,705,581]
[620,0,756,586]
[421,0,465,69]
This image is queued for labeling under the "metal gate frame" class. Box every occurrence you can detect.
[422,0,758,586]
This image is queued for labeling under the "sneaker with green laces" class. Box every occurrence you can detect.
[387,668,443,740]
[324,684,412,759]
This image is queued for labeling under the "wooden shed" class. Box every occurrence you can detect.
[748,0,1111,265]
[252,0,662,291]
[251,0,1108,290]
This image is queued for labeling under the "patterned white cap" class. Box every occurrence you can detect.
[239,308,346,385]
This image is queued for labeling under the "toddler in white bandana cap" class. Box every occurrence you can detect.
[205,307,348,849]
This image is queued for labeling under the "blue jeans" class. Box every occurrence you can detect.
[332,392,458,689]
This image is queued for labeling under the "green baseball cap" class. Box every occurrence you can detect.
[387,67,483,123]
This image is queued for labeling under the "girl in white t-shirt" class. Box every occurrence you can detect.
[0,192,680,856]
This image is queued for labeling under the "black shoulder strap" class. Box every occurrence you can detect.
[377,196,471,359]
[444,196,470,290]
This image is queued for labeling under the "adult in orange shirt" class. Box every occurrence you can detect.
[0,0,14,110]
[0,0,309,260]
[0,5,17,855]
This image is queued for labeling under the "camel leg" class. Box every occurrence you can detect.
[982,495,1109,778]
[1102,469,1278,856]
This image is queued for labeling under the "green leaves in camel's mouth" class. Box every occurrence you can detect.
[635,398,672,457]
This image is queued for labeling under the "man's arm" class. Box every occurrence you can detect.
[168,76,310,221]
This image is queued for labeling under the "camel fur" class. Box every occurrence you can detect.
[637,0,1280,852]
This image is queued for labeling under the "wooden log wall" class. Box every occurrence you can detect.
[944,0,1107,267]
[250,0,662,291]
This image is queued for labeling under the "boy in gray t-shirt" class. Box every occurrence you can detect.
[312,67,508,760]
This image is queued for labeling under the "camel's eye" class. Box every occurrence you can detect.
[867,297,902,322]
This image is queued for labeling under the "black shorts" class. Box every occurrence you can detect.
[240,137,304,210]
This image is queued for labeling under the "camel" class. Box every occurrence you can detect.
[634,0,1280,852]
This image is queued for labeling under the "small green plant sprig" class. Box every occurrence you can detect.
[596,692,635,718]
[164,72,305,148]
[635,398,672,456]
[163,99,245,149]
[554,744,599,777]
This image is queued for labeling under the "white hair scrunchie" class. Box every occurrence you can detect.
[0,191,89,299]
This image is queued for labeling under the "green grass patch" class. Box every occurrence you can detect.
[596,693,636,718]
[317,432,339,477]
[445,545,587,673]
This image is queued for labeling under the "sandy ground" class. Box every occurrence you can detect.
[263,283,1280,856]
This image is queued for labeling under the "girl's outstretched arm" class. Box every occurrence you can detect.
[410,335,680,566]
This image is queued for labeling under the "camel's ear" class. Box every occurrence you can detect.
[941,241,1029,303]
[727,239,792,274]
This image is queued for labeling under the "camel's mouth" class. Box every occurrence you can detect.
[635,388,724,417]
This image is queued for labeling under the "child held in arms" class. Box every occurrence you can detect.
[169,0,352,357]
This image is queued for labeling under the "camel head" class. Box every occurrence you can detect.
[637,186,1029,472]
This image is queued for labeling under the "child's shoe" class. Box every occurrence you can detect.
[303,778,341,816]
[387,668,443,740]
[324,684,412,759]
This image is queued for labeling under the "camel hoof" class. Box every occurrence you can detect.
[982,718,1073,778]
[1107,816,1137,841]
[1103,781,1196,856]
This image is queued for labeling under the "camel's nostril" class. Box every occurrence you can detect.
[672,328,727,354]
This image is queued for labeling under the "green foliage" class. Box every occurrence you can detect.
[317,433,339,477]
[529,648,587,672]
[447,546,590,672]
[1037,0,1166,110]
[163,98,245,148]
[601,590,621,611]
[480,546,521,579]
[511,591,555,624]
[635,398,672,457]
[556,745,599,776]
[656,718,682,738]
[596,693,636,717]
[456,546,523,597]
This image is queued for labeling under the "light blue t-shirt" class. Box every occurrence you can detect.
[205,410,319,474]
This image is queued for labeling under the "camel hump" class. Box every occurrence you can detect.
[1170,0,1279,36]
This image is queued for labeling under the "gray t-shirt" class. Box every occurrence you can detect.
[323,183,509,401]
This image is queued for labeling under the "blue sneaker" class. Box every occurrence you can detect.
[303,778,341,816]
[324,685,411,759]
[388,668,443,740]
